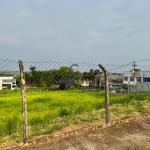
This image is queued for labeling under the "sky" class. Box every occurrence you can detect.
[0,0,150,65]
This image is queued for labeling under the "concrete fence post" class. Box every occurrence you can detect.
[99,64,110,124]
[18,60,28,144]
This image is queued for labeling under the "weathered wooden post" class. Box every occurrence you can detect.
[99,64,110,124]
[18,60,28,143]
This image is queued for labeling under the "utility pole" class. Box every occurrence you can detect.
[132,61,137,86]
[132,61,137,73]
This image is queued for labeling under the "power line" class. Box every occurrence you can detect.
[109,62,133,71]
[135,58,150,63]
[107,58,150,72]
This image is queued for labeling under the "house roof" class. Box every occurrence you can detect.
[95,74,123,83]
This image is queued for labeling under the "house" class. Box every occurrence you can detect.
[108,74,123,89]
[123,71,150,86]
[93,74,123,89]
[123,70,150,92]
[0,73,17,90]
[81,80,89,87]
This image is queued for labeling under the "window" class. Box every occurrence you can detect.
[136,77,141,82]
[130,77,134,81]
[124,76,128,81]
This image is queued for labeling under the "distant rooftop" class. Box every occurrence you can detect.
[0,72,14,77]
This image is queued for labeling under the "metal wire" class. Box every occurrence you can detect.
[1,58,150,146]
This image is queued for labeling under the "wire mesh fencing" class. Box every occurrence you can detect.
[0,59,22,143]
[1,58,150,145]
[21,60,106,140]
[105,62,150,93]
[22,60,102,91]
[104,62,150,123]
[0,59,106,144]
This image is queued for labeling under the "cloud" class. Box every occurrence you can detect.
[0,35,22,46]
[0,0,150,65]
[17,11,30,18]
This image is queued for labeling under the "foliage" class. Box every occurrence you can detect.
[0,90,105,139]
[0,90,150,143]
[15,65,102,90]
[82,69,101,80]
[23,66,82,89]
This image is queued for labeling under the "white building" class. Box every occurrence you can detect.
[0,76,17,90]
[81,81,89,87]
[123,71,150,86]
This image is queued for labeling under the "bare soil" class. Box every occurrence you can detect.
[3,116,150,150]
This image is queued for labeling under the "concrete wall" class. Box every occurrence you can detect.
[123,71,150,86]
[130,82,150,93]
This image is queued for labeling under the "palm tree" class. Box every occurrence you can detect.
[29,66,37,72]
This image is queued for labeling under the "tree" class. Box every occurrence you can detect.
[57,66,74,90]
[29,66,37,72]
[83,71,88,80]
[94,69,101,75]
[25,65,82,90]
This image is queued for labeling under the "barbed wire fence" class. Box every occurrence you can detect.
[1,58,150,145]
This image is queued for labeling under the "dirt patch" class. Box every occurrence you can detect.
[2,116,150,150]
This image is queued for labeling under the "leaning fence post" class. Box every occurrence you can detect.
[99,64,110,124]
[18,60,28,144]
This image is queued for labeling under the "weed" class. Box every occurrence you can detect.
[59,107,71,117]
[136,101,147,113]
[121,115,131,120]
[94,102,104,110]
[1,90,150,143]
[5,116,20,136]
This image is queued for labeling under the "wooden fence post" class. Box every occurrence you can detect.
[99,64,110,124]
[18,60,28,143]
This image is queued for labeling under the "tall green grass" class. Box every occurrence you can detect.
[0,89,150,142]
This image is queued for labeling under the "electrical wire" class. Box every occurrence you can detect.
[109,62,133,71]
[135,58,150,63]
[104,58,150,72]
[110,58,150,71]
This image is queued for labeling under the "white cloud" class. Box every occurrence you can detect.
[0,36,22,46]
[17,11,30,18]
[0,0,150,64]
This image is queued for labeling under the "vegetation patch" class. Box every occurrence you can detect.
[0,90,150,143]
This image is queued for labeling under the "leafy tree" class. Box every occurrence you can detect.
[94,69,101,75]
[82,69,102,87]
[25,65,82,90]
[83,71,88,80]
[29,66,37,72]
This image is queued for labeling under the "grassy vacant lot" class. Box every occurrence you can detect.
[0,89,150,143]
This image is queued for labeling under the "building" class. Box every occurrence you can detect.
[123,71,150,86]
[123,70,150,92]
[130,82,150,93]
[81,80,89,87]
[0,75,17,90]
[94,74,123,89]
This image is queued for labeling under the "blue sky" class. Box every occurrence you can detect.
[0,0,150,65]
